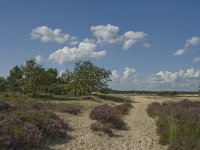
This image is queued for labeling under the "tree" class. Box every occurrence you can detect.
[0,77,6,91]
[198,86,200,96]
[21,59,46,96]
[7,65,23,91]
[72,61,111,95]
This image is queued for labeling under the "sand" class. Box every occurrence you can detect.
[49,96,171,150]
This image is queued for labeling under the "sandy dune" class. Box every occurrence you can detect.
[49,96,169,150]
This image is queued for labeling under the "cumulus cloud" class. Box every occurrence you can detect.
[90,24,121,44]
[35,55,44,63]
[174,36,200,56]
[144,42,151,48]
[123,31,147,50]
[111,70,120,80]
[111,67,136,81]
[148,68,200,83]
[122,67,136,79]
[90,51,106,58]
[31,26,70,43]
[185,36,200,47]
[193,57,200,62]
[49,39,106,64]
[174,49,185,56]
[91,24,148,50]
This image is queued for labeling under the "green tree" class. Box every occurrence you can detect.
[0,77,6,91]
[7,65,23,91]
[72,61,111,95]
[21,59,46,96]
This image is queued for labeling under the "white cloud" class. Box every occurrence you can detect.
[49,39,106,64]
[90,51,106,58]
[31,26,70,43]
[185,36,200,47]
[174,36,200,56]
[91,24,148,49]
[144,42,151,48]
[111,70,120,80]
[35,55,44,63]
[174,49,185,56]
[70,40,79,46]
[148,68,200,83]
[122,67,136,79]
[123,31,147,50]
[91,24,121,44]
[111,67,136,81]
[193,57,200,62]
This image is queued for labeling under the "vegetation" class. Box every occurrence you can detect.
[89,103,132,136]
[0,59,111,96]
[0,100,68,149]
[93,93,132,103]
[147,99,200,149]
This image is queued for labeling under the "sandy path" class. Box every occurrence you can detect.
[49,96,168,150]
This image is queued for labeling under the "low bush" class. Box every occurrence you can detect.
[114,102,133,115]
[0,101,11,111]
[146,102,162,118]
[60,105,81,115]
[91,121,113,135]
[147,99,200,149]
[93,93,132,103]
[0,100,69,149]
[89,104,125,129]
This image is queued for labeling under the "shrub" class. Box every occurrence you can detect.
[114,102,133,115]
[60,105,81,115]
[0,101,69,149]
[147,99,200,149]
[89,104,125,129]
[93,94,132,103]
[0,101,11,111]
[146,102,162,117]
[91,121,113,135]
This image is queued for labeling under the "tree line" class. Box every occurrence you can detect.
[0,59,111,96]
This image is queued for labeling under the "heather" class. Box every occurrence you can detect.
[0,100,69,149]
[89,103,132,136]
[147,99,200,149]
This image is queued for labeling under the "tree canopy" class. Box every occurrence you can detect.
[0,59,111,96]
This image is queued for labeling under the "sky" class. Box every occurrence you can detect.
[0,0,200,91]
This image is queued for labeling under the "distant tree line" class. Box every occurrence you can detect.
[0,59,111,96]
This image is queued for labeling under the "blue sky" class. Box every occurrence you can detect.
[0,0,200,91]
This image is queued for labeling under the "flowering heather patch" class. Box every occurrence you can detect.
[147,99,200,149]
[114,102,133,115]
[91,121,113,135]
[60,105,81,115]
[89,104,125,131]
[0,101,11,111]
[0,100,69,149]
[146,102,162,117]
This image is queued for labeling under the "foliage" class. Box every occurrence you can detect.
[93,93,132,103]
[114,102,133,115]
[147,99,200,149]
[72,61,111,96]
[89,104,125,129]
[0,77,6,92]
[6,65,23,92]
[21,59,47,96]
[0,100,69,149]
[60,105,81,115]
[90,121,113,135]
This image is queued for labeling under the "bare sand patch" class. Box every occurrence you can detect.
[48,96,172,150]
